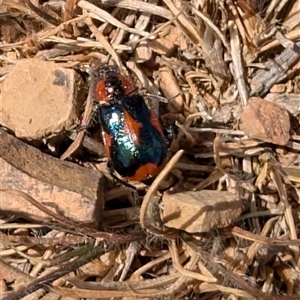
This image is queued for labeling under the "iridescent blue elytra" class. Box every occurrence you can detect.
[94,69,167,182]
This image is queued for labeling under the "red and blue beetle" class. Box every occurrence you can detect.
[91,65,167,183]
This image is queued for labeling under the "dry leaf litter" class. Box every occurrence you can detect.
[0,0,300,299]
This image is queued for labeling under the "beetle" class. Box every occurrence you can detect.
[92,65,167,184]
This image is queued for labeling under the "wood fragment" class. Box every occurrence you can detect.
[229,21,249,105]
[0,129,108,201]
[250,40,300,96]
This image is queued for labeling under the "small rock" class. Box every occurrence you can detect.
[161,190,242,233]
[0,58,84,140]
[239,97,290,145]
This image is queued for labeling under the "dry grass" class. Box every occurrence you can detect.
[1,0,300,299]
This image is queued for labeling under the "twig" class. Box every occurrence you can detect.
[140,150,184,235]
[169,240,217,282]
[228,21,249,105]
[250,40,300,96]
[25,0,60,26]
[2,243,116,300]
[79,1,149,37]
[181,232,300,300]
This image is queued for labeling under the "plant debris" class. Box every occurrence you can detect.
[1,0,300,299]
